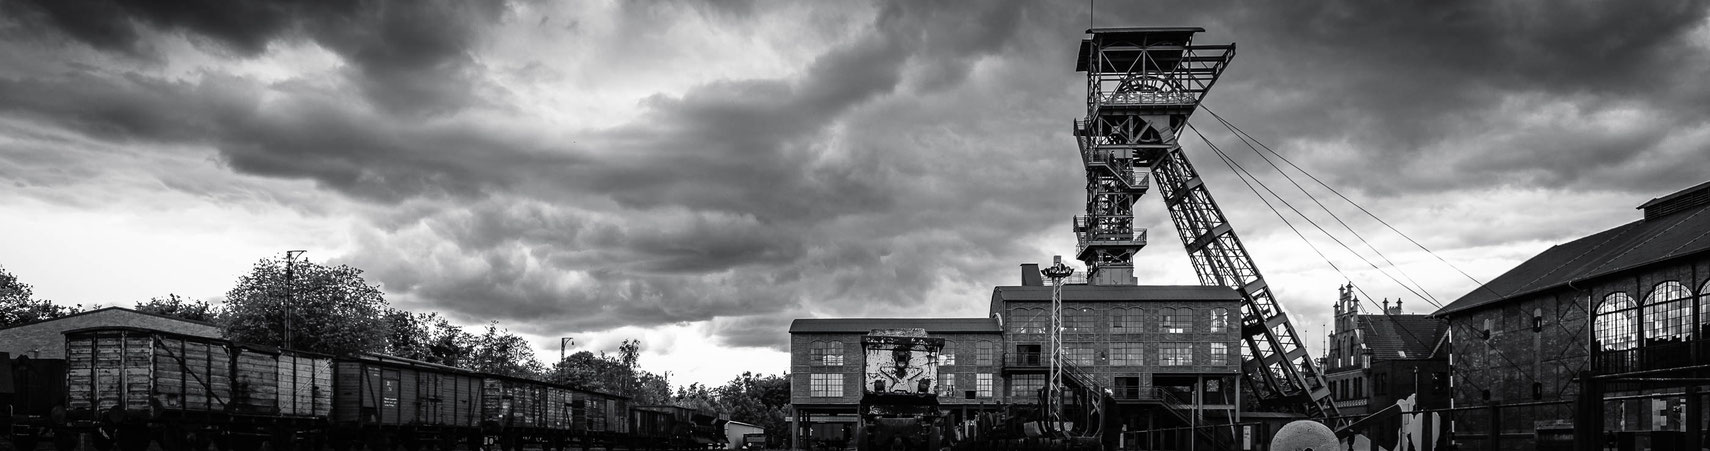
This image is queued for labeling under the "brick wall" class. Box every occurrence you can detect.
[789,331,1004,407]
[1442,255,1710,448]
[996,298,1241,399]
[0,308,223,359]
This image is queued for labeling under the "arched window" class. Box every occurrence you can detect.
[1209,308,1229,333]
[1162,308,1191,333]
[1699,280,1710,340]
[1595,293,1638,351]
[1111,308,1143,332]
[1643,281,1693,342]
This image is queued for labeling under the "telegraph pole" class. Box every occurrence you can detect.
[561,337,574,363]
[284,250,306,350]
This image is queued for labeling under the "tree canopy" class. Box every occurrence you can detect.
[135,294,218,322]
[221,258,388,355]
[1,264,83,328]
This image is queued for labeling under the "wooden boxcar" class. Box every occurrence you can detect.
[330,353,482,449]
[63,327,334,451]
[65,327,332,421]
[331,353,481,427]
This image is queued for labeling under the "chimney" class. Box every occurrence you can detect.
[1020,263,1043,286]
[1391,299,1404,315]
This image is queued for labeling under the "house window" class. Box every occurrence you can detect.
[1110,342,1143,366]
[1375,373,1388,396]
[810,374,843,398]
[1161,308,1192,333]
[1643,281,1693,341]
[1011,374,1044,399]
[1701,281,1710,339]
[1114,377,1141,400]
[1159,343,1193,366]
[1209,343,1228,366]
[1353,377,1364,398]
[1595,292,1638,351]
[810,341,844,366]
[1209,308,1229,333]
[976,374,994,398]
[976,341,994,366]
[1111,308,1144,333]
[941,341,956,366]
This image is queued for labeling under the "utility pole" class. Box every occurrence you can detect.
[561,337,574,363]
[1042,255,1075,436]
[284,250,306,350]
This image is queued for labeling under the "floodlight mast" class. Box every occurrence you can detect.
[1041,256,1075,435]
[1072,27,1338,419]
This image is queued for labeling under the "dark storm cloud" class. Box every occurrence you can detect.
[2,0,504,115]
[1125,0,1710,195]
[4,0,1709,350]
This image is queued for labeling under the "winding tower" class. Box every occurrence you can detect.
[1070,27,1339,418]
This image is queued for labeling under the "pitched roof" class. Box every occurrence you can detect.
[788,318,1000,334]
[1358,314,1446,360]
[1434,197,1710,317]
[0,306,218,331]
[992,285,1243,302]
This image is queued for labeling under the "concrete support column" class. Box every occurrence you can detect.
[1487,403,1501,451]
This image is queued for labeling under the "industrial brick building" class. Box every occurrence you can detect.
[788,265,1246,449]
[1324,284,1449,417]
[0,307,222,359]
[1433,180,1710,450]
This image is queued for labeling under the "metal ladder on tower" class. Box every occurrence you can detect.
[1072,27,1339,420]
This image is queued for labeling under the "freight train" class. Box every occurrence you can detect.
[3,326,725,451]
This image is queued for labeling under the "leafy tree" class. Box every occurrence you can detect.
[470,322,545,379]
[547,340,672,405]
[1,265,83,328]
[221,257,387,355]
[714,372,791,438]
[135,294,218,322]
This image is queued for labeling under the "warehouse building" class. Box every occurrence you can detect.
[1433,180,1710,450]
[788,265,1247,449]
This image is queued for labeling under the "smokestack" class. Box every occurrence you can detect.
[1020,263,1043,286]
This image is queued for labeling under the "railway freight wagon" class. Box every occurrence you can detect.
[632,405,722,449]
[330,353,483,449]
[62,327,333,451]
[4,353,72,451]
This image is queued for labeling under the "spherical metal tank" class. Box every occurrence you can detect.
[1271,420,1339,451]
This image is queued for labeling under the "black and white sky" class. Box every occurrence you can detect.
[2,0,1708,386]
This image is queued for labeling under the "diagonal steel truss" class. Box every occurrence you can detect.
[1073,27,1339,419]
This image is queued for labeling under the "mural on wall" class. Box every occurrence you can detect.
[862,328,944,395]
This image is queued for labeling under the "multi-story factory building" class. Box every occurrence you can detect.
[1433,180,1710,450]
[788,265,1246,449]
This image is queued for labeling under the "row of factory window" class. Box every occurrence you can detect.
[1592,280,1710,351]
[807,340,1233,367]
[1012,342,1231,367]
[1009,307,1230,334]
[810,373,1236,403]
[805,373,997,398]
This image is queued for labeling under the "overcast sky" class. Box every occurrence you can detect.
[2,0,1708,388]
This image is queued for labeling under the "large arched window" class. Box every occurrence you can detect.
[1209,308,1229,333]
[1643,281,1693,343]
[1595,292,1638,351]
[1699,280,1710,340]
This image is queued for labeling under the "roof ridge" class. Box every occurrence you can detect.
[1579,206,1707,278]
